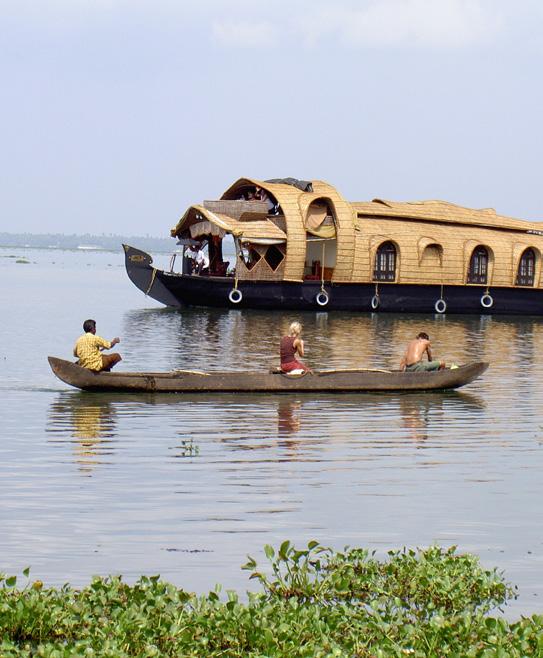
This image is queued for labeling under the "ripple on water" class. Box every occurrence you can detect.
[2,261,543,615]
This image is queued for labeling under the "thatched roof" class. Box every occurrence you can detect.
[353,199,543,233]
[172,205,286,242]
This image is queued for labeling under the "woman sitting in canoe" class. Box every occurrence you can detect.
[280,322,311,373]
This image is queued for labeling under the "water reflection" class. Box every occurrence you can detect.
[48,392,117,473]
[8,250,543,616]
[396,392,486,444]
[277,399,302,436]
[120,307,543,377]
[399,395,432,443]
[47,388,488,472]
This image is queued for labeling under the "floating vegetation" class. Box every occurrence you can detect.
[15,259,30,264]
[0,542,542,657]
[175,438,200,457]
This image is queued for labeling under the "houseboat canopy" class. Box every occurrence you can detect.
[173,204,287,244]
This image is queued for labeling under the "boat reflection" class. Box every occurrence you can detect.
[275,391,487,445]
[46,388,487,470]
[47,392,117,474]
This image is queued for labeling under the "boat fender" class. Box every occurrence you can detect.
[434,298,447,314]
[316,291,329,307]
[371,295,380,310]
[228,288,243,304]
[481,293,493,309]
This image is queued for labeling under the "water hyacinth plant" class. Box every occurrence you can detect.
[0,542,542,657]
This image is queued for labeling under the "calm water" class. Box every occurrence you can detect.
[2,246,543,617]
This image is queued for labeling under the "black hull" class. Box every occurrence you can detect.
[123,245,543,315]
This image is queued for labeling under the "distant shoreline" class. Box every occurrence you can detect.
[0,232,174,253]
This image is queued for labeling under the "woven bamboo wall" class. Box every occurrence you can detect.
[203,200,269,218]
[236,244,286,281]
[221,178,357,281]
[352,215,543,287]
[221,178,308,281]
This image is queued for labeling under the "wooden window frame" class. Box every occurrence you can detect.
[516,248,535,287]
[373,241,397,282]
[467,246,489,284]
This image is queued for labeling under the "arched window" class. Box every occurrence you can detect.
[516,248,536,286]
[373,242,396,281]
[467,246,488,284]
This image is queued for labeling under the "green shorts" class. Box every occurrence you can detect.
[405,360,441,372]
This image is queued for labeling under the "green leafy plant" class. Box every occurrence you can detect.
[0,543,540,657]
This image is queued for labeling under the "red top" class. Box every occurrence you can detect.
[280,336,297,365]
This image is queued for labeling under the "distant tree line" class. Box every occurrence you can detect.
[0,232,174,252]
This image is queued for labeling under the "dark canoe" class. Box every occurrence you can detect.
[48,357,488,393]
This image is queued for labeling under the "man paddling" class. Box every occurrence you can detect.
[400,332,445,372]
[74,319,122,372]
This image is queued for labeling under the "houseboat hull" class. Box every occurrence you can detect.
[124,245,543,314]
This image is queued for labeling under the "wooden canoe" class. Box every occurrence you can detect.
[48,357,488,393]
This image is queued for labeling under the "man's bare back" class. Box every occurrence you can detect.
[400,332,445,372]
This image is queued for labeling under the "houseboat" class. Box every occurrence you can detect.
[124,177,543,314]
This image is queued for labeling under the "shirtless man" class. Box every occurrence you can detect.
[400,332,445,372]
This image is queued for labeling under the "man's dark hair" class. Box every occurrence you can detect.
[417,332,429,340]
[83,319,96,333]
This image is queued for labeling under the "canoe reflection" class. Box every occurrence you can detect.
[47,392,117,473]
[47,389,486,471]
[277,391,487,447]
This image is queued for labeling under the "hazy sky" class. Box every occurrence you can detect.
[2,0,543,236]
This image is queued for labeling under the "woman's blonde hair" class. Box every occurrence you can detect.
[289,321,302,336]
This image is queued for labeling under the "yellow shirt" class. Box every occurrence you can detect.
[73,333,112,371]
